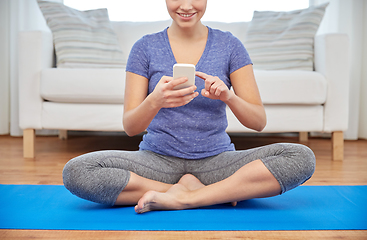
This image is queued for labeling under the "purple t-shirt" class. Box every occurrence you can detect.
[126,27,252,159]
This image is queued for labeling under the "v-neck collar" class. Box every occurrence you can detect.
[163,26,212,70]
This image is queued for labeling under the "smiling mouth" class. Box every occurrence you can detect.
[177,12,196,18]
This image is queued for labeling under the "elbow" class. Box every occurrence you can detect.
[123,118,144,137]
[251,121,266,132]
[124,129,136,137]
[256,120,266,132]
[123,127,138,137]
[254,114,267,132]
[257,109,267,132]
[240,118,266,132]
[237,111,267,132]
[246,104,267,132]
[122,119,135,137]
[123,127,137,137]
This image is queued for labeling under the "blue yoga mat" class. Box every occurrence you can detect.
[0,184,366,231]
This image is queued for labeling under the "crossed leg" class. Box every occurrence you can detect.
[134,159,281,213]
[64,144,313,210]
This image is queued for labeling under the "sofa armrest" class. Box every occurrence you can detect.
[314,33,349,132]
[18,31,54,130]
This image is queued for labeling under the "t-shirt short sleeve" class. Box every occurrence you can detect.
[228,35,253,75]
[126,36,149,79]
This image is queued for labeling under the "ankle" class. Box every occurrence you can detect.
[168,183,197,209]
[179,189,200,209]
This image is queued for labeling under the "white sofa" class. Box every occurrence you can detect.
[18,20,349,160]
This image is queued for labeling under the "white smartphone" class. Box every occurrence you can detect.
[172,63,196,90]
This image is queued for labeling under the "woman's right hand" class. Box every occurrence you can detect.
[123,73,198,136]
[149,76,199,109]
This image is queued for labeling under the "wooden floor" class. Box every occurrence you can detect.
[0,133,366,239]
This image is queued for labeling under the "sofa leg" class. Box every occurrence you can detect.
[23,129,35,159]
[59,130,68,140]
[332,131,344,161]
[299,132,308,142]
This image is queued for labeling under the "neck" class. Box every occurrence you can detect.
[168,21,207,41]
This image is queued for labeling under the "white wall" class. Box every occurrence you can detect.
[311,0,367,140]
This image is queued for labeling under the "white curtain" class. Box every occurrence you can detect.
[0,0,61,136]
[310,0,367,140]
[0,1,11,135]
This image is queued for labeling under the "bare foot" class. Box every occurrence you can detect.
[178,174,237,207]
[135,183,192,214]
[134,174,203,214]
[134,174,237,213]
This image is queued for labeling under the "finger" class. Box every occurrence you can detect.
[167,77,189,89]
[205,77,215,92]
[170,85,197,97]
[216,86,227,97]
[183,91,199,102]
[201,89,216,100]
[158,76,172,86]
[165,91,199,108]
[168,89,198,103]
[195,71,209,80]
[201,89,209,97]
[196,72,215,92]
[212,83,225,96]
[209,79,223,95]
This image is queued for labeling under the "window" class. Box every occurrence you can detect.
[64,0,309,22]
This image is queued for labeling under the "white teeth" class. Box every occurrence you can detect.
[180,13,193,18]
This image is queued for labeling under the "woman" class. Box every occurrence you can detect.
[63,0,315,214]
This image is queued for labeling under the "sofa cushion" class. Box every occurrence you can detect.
[244,3,328,71]
[254,70,327,105]
[40,69,125,104]
[42,102,124,131]
[112,20,172,65]
[38,1,124,68]
[226,105,324,133]
[41,68,326,105]
[203,21,249,43]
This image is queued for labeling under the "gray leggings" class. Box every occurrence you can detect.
[63,143,315,205]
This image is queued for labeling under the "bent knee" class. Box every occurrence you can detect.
[62,152,131,205]
[285,143,316,190]
[293,143,316,178]
[62,157,86,194]
[269,143,316,193]
[62,156,107,204]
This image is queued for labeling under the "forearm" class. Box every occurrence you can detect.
[123,94,160,136]
[225,92,266,132]
[196,67,266,132]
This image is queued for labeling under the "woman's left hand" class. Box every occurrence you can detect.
[196,71,234,102]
